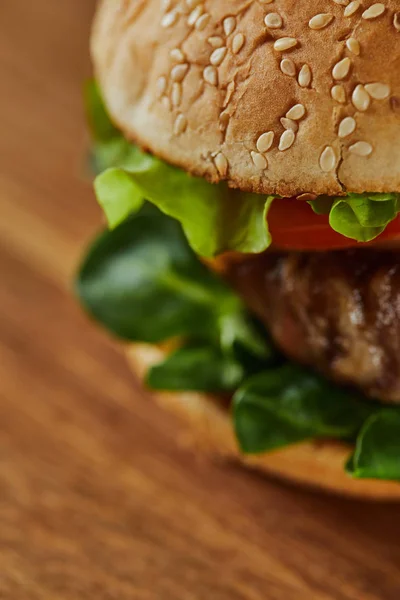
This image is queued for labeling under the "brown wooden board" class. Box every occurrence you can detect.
[1,2,400,598]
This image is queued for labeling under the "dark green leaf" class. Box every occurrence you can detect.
[76,206,237,342]
[218,311,275,361]
[147,344,244,392]
[347,410,400,481]
[76,204,272,365]
[234,365,374,454]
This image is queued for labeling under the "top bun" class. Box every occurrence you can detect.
[92,0,400,197]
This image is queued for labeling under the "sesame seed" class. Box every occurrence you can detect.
[187,5,203,26]
[279,129,296,151]
[332,0,349,5]
[171,82,182,107]
[256,131,274,153]
[174,114,187,135]
[186,0,202,8]
[170,48,185,63]
[349,141,373,156]
[223,16,236,36]
[215,152,229,176]
[331,84,346,103]
[232,33,245,54]
[265,13,283,29]
[210,47,227,66]
[352,84,370,111]
[171,63,189,82]
[309,13,334,30]
[344,1,361,17]
[280,118,298,132]
[251,151,268,169]
[161,10,178,28]
[280,58,296,77]
[203,65,218,85]
[274,37,298,52]
[393,13,400,31]
[298,64,312,87]
[362,3,385,19]
[195,13,210,30]
[365,82,391,100]
[346,38,360,55]
[338,116,356,138]
[208,36,224,48]
[286,104,306,120]
[332,57,351,80]
[156,76,167,98]
[319,146,337,172]
[259,0,274,3]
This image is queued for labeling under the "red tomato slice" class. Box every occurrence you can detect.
[268,198,400,251]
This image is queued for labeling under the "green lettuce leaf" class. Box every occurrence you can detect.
[94,168,144,229]
[329,199,387,242]
[233,365,374,454]
[147,343,244,392]
[95,165,273,258]
[330,194,399,242]
[85,79,273,257]
[310,192,400,243]
[347,411,400,481]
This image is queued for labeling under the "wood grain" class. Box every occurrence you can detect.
[1,2,400,598]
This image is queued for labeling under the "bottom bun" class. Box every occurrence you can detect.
[126,344,400,501]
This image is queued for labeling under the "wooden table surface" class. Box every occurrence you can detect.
[1,2,400,598]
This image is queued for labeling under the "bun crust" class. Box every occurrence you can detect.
[92,0,400,197]
[127,343,400,501]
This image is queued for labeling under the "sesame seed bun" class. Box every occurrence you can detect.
[127,343,400,500]
[92,0,400,198]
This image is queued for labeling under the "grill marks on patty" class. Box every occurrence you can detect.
[225,249,400,404]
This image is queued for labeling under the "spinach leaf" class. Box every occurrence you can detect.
[234,365,374,454]
[347,411,400,481]
[76,204,273,362]
[147,344,245,392]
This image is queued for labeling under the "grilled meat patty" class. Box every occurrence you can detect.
[226,250,400,404]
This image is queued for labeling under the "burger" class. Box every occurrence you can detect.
[76,0,400,499]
